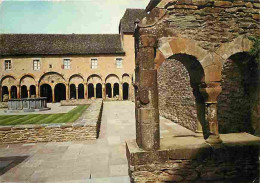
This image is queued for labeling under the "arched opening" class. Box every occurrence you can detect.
[113,83,119,98]
[40,84,52,103]
[10,86,17,99]
[70,84,76,99]
[21,85,28,98]
[123,83,129,100]
[96,83,102,98]
[2,86,9,101]
[30,85,36,98]
[55,83,66,102]
[106,83,112,98]
[218,52,259,135]
[78,84,84,99]
[88,84,94,99]
[157,54,205,134]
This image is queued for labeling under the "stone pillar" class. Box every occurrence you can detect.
[66,84,69,100]
[85,84,88,99]
[84,84,87,99]
[36,85,39,98]
[28,90,30,98]
[119,83,123,100]
[52,86,55,103]
[8,89,11,100]
[102,83,106,99]
[17,85,21,99]
[135,35,160,151]
[94,85,96,99]
[200,82,222,144]
[111,84,114,99]
[76,87,78,100]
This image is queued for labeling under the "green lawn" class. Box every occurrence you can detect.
[0,105,89,126]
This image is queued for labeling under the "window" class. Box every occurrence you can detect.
[4,60,12,70]
[63,59,71,69]
[116,58,123,68]
[49,64,52,69]
[91,58,98,69]
[33,59,40,70]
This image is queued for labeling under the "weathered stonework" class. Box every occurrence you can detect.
[158,59,197,131]
[127,133,260,183]
[0,102,8,108]
[0,100,103,144]
[60,99,93,106]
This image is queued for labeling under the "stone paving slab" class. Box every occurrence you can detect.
[0,101,196,183]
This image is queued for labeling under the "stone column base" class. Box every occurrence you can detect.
[126,133,260,183]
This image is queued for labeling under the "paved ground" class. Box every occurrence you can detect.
[0,101,195,183]
[0,103,76,115]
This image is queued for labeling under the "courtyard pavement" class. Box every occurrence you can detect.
[0,103,76,115]
[0,101,195,183]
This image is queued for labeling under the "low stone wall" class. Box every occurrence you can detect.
[127,133,260,183]
[0,100,103,144]
[60,99,93,106]
[0,102,8,108]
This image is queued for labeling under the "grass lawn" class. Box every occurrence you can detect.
[0,105,89,126]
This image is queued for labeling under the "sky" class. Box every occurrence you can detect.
[0,0,150,34]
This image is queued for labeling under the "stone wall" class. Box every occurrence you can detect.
[0,102,8,108]
[0,100,103,144]
[158,59,197,131]
[60,99,93,106]
[127,133,260,183]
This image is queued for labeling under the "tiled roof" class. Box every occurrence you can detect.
[120,9,146,34]
[0,34,125,56]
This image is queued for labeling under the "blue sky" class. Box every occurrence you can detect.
[0,0,150,34]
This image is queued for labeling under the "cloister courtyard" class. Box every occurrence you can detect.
[0,101,197,183]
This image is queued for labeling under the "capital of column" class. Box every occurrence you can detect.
[139,35,157,48]
[199,82,222,104]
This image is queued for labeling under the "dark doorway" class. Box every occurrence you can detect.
[21,85,28,98]
[113,83,119,97]
[96,83,102,98]
[78,84,84,99]
[2,86,8,101]
[55,83,66,102]
[70,84,76,99]
[106,83,112,98]
[40,84,52,103]
[88,84,94,99]
[123,83,129,100]
[11,86,17,99]
[30,85,36,97]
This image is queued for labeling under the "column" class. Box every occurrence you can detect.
[85,84,88,99]
[199,82,222,144]
[84,84,87,99]
[17,85,21,99]
[111,84,114,99]
[94,85,97,99]
[76,87,78,100]
[119,83,123,100]
[102,83,106,99]
[52,86,55,103]
[28,89,30,98]
[135,35,160,151]
[8,89,11,100]
[36,85,39,98]
[66,84,69,100]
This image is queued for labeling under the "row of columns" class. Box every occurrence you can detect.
[135,35,223,151]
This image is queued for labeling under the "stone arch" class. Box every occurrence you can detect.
[122,73,131,84]
[156,37,223,82]
[69,74,84,86]
[218,52,259,135]
[87,74,102,85]
[39,72,66,86]
[1,75,17,87]
[105,74,120,84]
[20,75,36,87]
[157,53,205,132]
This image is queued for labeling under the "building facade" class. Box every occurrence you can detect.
[0,9,146,103]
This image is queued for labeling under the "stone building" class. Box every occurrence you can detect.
[0,9,146,103]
